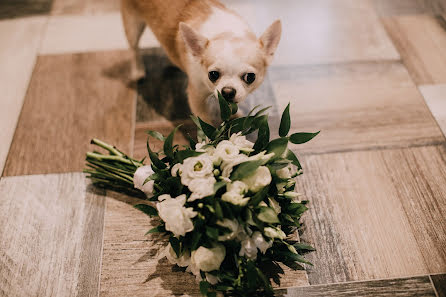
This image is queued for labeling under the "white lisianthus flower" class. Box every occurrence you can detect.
[264,227,286,240]
[188,176,216,201]
[268,197,281,214]
[196,141,216,155]
[239,237,257,260]
[220,154,249,179]
[133,165,155,197]
[229,132,254,152]
[165,243,191,267]
[157,194,197,237]
[216,219,240,241]
[181,155,214,186]
[249,151,275,162]
[276,166,292,179]
[205,273,220,285]
[227,181,248,195]
[214,140,240,165]
[284,191,301,200]
[251,231,273,254]
[221,191,250,206]
[171,163,182,177]
[191,244,226,272]
[276,182,286,194]
[241,166,272,192]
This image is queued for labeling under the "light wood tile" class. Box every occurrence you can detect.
[431,274,446,297]
[419,84,446,138]
[373,0,446,16]
[277,276,437,297]
[3,50,135,176]
[0,173,105,297]
[0,0,52,19]
[0,17,46,175]
[295,145,446,285]
[383,15,446,85]
[39,13,159,54]
[268,62,444,154]
[51,0,119,15]
[251,0,399,65]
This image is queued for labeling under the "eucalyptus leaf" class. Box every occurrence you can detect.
[289,131,320,144]
[279,103,290,137]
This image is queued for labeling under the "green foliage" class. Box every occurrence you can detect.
[134,204,158,216]
[279,103,291,137]
[289,131,320,144]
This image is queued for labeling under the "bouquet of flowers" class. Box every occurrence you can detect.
[85,94,318,297]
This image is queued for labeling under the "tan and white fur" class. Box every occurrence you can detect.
[121,0,281,123]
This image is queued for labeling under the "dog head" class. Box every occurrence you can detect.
[180,20,282,103]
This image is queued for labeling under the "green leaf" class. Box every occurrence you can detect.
[207,292,216,297]
[169,237,181,257]
[230,102,238,115]
[175,149,203,163]
[198,117,217,140]
[164,125,182,159]
[253,116,270,151]
[145,225,165,235]
[249,186,269,206]
[147,140,167,169]
[246,260,257,288]
[218,91,231,121]
[294,242,316,252]
[206,226,219,240]
[134,204,158,216]
[279,103,291,137]
[191,231,202,251]
[200,281,210,296]
[266,137,288,159]
[257,207,280,223]
[289,131,320,144]
[146,130,165,141]
[285,149,302,170]
[214,200,223,219]
[230,159,264,181]
[213,181,226,194]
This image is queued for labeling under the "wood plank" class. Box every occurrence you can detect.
[294,145,446,285]
[431,274,446,297]
[39,13,160,55]
[3,50,135,177]
[419,84,446,138]
[100,193,309,296]
[0,173,105,297]
[0,0,52,19]
[372,0,446,16]
[51,0,119,15]
[382,15,446,85]
[0,17,46,175]
[276,276,437,297]
[268,62,444,154]
[251,0,399,65]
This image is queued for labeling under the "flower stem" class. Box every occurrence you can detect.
[91,138,124,156]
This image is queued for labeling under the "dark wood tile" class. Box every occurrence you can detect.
[3,50,135,176]
[136,48,279,123]
[373,0,446,16]
[268,62,444,154]
[294,145,446,285]
[0,173,105,296]
[431,274,446,297]
[51,0,119,15]
[383,15,446,85]
[276,276,436,297]
[0,0,52,19]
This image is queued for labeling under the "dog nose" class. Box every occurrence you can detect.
[221,87,236,101]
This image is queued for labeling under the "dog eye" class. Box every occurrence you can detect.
[242,73,256,84]
[208,71,220,82]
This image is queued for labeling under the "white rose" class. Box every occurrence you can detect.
[165,243,190,267]
[264,227,286,240]
[181,155,214,186]
[268,197,281,214]
[191,244,226,272]
[216,219,240,241]
[214,140,240,165]
[221,191,250,206]
[239,237,257,260]
[133,165,155,197]
[252,231,273,254]
[241,166,272,192]
[171,163,182,177]
[188,177,216,201]
[157,194,197,237]
[229,132,254,152]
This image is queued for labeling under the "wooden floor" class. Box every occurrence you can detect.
[0,0,445,296]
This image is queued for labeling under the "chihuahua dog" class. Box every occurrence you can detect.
[121,0,281,123]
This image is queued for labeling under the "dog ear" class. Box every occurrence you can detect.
[180,22,209,57]
[259,20,282,65]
